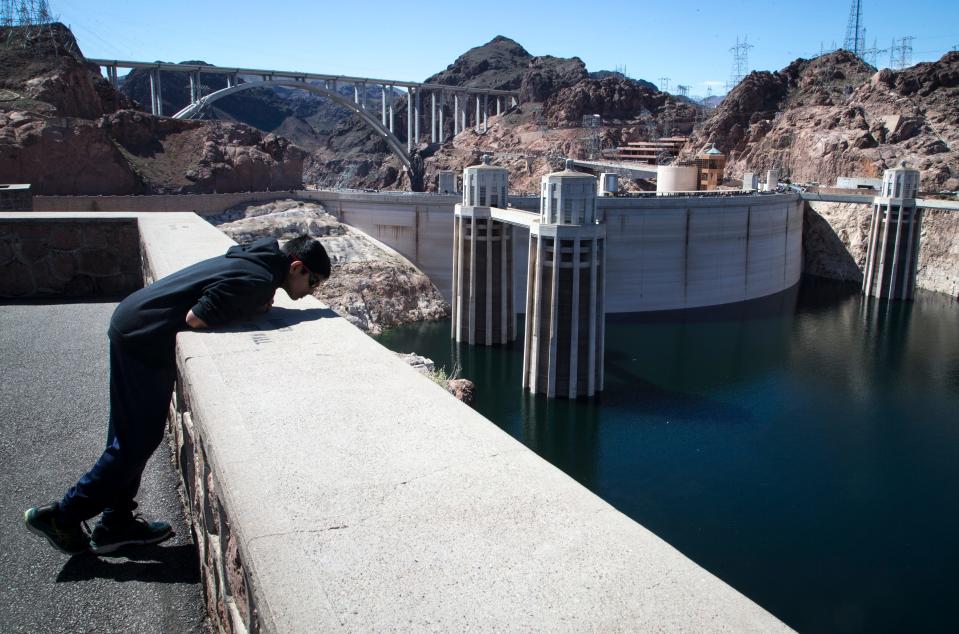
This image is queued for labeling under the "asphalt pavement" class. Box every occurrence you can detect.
[0,301,208,634]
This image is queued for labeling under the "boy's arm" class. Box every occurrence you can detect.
[189,280,273,328]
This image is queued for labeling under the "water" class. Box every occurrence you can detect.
[375,277,959,633]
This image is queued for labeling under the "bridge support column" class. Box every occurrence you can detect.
[105,65,119,89]
[414,88,421,144]
[475,94,481,133]
[439,91,445,143]
[454,93,460,136]
[354,84,360,107]
[388,85,394,133]
[482,93,488,131]
[381,85,387,126]
[496,97,501,117]
[407,87,414,153]
[511,95,518,108]
[863,163,923,300]
[452,158,514,346]
[522,163,605,398]
[148,69,159,116]
[431,91,437,143]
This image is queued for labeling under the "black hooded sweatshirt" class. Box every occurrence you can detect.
[108,238,289,363]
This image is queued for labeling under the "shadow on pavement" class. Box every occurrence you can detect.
[56,543,200,584]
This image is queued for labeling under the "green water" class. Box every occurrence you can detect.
[375,277,959,633]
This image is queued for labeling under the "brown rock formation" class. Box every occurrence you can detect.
[0,24,306,194]
[688,50,959,192]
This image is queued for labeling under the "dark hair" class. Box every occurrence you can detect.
[282,235,331,278]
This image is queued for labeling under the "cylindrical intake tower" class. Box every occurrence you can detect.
[523,162,605,398]
[863,163,922,300]
[451,156,516,345]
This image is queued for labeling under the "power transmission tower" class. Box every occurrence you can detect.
[1,0,55,26]
[677,84,690,98]
[657,77,670,92]
[726,36,753,92]
[890,36,914,69]
[843,0,865,57]
[861,37,887,67]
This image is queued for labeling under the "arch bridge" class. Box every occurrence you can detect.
[90,59,520,174]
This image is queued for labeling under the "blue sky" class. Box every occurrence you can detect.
[57,0,957,96]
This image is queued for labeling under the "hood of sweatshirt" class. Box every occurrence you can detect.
[225,238,289,286]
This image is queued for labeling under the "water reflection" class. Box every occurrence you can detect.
[376,278,959,633]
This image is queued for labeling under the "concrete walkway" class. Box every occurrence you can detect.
[0,301,207,634]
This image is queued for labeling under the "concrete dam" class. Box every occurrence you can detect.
[310,183,804,315]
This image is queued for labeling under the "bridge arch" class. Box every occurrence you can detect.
[172,79,412,170]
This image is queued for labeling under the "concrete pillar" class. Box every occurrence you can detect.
[523,163,604,398]
[388,85,395,133]
[439,91,445,143]
[407,87,414,153]
[149,70,158,115]
[414,88,421,144]
[148,70,157,115]
[496,97,502,116]
[431,91,437,143]
[454,93,460,136]
[483,93,488,131]
[381,85,387,126]
[354,84,360,106]
[361,82,367,110]
[511,95,517,108]
[189,73,197,103]
[452,158,514,346]
[863,164,922,300]
[475,94,481,133]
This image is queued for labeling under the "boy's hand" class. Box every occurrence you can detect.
[255,298,274,314]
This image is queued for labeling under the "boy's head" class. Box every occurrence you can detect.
[281,235,331,300]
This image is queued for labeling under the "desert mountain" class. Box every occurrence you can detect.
[687,49,959,192]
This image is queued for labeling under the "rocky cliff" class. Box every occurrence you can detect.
[0,24,306,194]
[688,50,959,192]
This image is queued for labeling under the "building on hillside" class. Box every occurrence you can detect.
[602,137,688,164]
[695,144,726,190]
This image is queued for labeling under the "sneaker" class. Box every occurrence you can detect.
[23,503,90,555]
[89,514,173,554]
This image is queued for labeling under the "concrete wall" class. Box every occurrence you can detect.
[33,191,320,215]
[312,191,805,313]
[0,219,141,297]
[29,190,807,311]
[602,194,803,311]
[0,210,788,633]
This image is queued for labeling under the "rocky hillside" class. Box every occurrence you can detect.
[0,24,305,194]
[687,50,959,192]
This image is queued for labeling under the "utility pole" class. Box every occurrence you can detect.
[843,0,865,58]
[726,36,753,92]
[890,36,914,69]
[657,77,670,93]
[677,84,690,98]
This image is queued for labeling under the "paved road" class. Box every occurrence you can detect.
[0,301,207,634]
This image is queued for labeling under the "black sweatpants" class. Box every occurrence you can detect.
[58,336,176,526]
